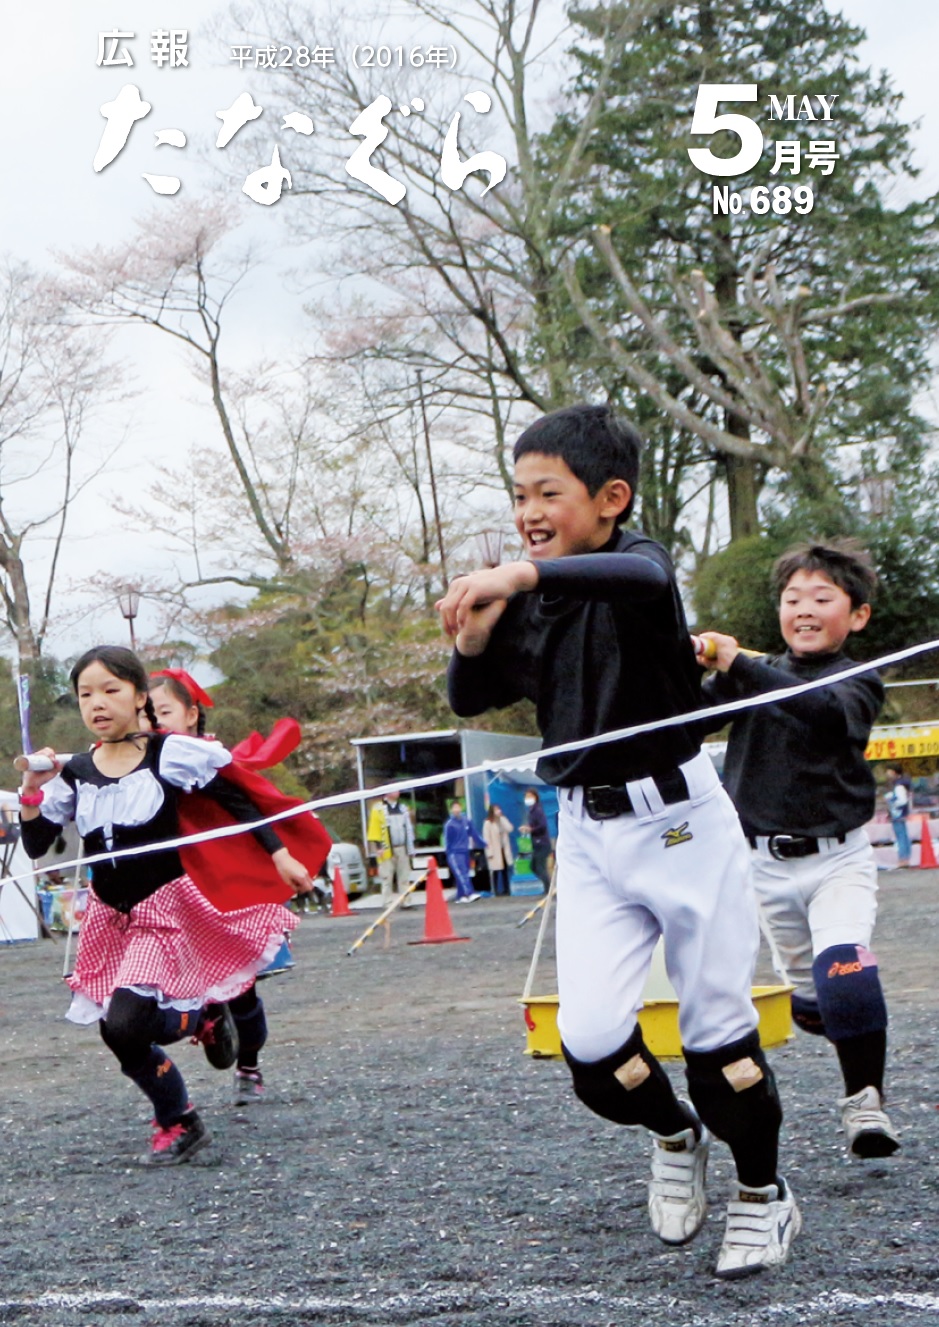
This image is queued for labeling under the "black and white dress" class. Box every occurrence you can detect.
[20,733,297,1024]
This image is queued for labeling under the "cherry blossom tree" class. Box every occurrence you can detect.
[0,260,120,672]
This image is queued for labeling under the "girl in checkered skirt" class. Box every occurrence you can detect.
[147,668,307,1107]
[19,646,320,1167]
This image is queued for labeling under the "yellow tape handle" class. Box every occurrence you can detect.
[691,635,763,661]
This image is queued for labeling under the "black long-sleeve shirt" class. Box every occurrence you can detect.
[526,801,551,849]
[448,529,704,786]
[701,649,884,836]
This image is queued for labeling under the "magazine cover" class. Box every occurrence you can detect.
[1,2,939,1320]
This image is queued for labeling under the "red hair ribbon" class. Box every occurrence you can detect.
[150,668,215,709]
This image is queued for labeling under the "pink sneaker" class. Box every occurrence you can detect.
[142,1109,211,1166]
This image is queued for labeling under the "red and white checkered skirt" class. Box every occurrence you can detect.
[67,874,297,1013]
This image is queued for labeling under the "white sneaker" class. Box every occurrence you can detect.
[648,1122,709,1245]
[839,1086,900,1158]
[715,1179,801,1279]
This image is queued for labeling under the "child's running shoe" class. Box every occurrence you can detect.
[715,1178,801,1278]
[839,1086,900,1158]
[233,1068,264,1105]
[192,1002,239,1070]
[142,1109,210,1167]
[648,1118,709,1245]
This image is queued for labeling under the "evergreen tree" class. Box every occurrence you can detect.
[546,0,939,547]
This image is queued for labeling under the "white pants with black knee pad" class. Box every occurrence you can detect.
[555,750,760,1063]
[749,828,878,999]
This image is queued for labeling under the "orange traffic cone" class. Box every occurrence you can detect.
[408,856,471,946]
[330,866,355,917]
[919,816,938,869]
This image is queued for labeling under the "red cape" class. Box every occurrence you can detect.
[177,758,331,913]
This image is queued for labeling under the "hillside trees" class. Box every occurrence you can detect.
[553,0,939,545]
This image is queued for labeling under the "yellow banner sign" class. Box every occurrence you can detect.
[865,727,939,761]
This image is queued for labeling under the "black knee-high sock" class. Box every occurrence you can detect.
[812,945,889,1098]
[101,989,192,1127]
[835,1030,887,1097]
[229,985,267,1071]
[685,1032,782,1189]
[126,1046,190,1126]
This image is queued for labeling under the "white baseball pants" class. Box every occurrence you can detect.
[555,751,760,1061]
[749,828,878,997]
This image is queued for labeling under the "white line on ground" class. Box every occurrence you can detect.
[0,1287,937,1318]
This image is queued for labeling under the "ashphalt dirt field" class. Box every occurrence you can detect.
[0,870,936,1327]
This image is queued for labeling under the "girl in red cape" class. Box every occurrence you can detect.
[19,646,327,1167]
[149,668,330,1106]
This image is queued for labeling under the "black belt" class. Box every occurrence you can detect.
[747,832,847,860]
[583,768,689,820]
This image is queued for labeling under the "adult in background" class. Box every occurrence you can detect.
[884,766,912,869]
[367,789,415,906]
[443,800,485,902]
[521,788,552,893]
[483,803,515,896]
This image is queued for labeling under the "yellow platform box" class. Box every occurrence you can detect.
[521,986,793,1060]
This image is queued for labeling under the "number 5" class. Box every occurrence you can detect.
[687,84,763,177]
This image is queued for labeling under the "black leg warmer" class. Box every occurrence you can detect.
[684,1030,782,1188]
[563,1025,694,1136]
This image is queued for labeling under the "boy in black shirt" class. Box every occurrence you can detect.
[437,404,799,1278]
[699,540,898,1158]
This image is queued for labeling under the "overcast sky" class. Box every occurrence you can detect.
[3,0,937,656]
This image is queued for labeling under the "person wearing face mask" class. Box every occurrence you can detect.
[521,789,552,893]
[367,789,415,906]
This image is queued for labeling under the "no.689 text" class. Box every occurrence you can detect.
[713,184,814,216]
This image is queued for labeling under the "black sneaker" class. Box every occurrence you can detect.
[192,1002,239,1070]
[142,1109,211,1167]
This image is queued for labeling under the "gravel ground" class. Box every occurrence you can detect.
[0,869,937,1327]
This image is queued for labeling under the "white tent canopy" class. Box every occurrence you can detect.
[0,791,38,944]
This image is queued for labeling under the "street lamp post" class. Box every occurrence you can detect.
[117,589,141,652]
[415,369,449,590]
[475,529,506,568]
